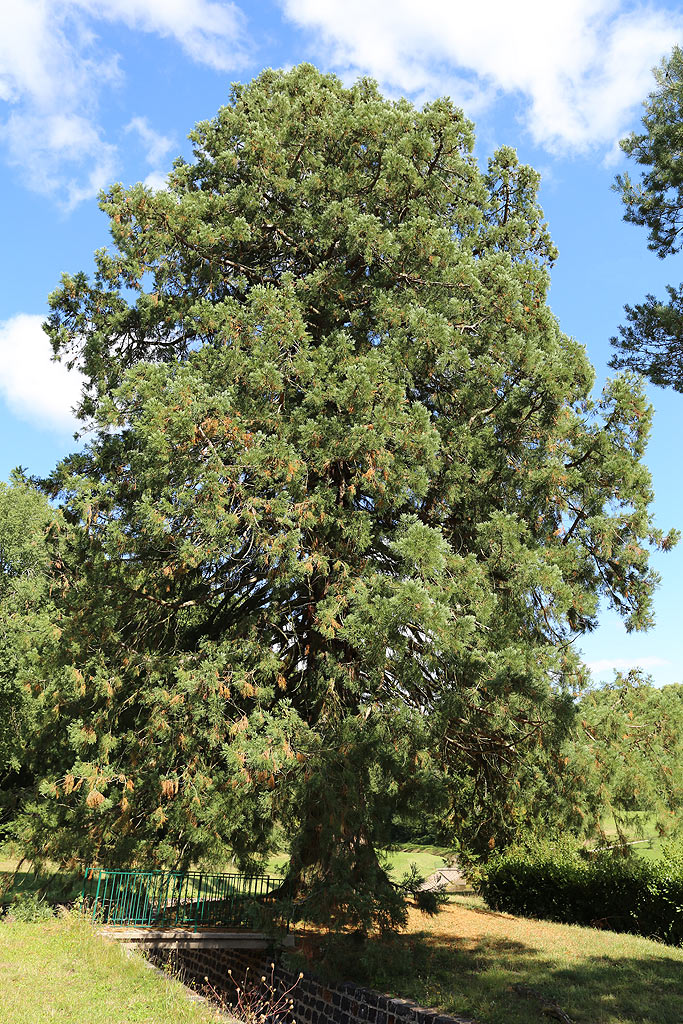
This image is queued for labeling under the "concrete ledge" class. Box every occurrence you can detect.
[100,927,296,950]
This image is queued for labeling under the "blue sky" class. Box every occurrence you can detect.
[1,0,682,686]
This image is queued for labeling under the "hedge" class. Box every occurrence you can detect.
[478,847,683,945]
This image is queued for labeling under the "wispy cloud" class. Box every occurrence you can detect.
[0,1,249,206]
[587,656,670,678]
[125,117,175,167]
[143,170,169,192]
[2,110,118,210]
[0,315,85,431]
[4,1,677,204]
[79,0,250,72]
[281,0,682,154]
[126,116,175,190]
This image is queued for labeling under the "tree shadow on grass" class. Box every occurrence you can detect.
[0,864,81,909]
[298,929,683,1024]
[408,932,683,1024]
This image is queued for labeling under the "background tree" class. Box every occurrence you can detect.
[0,477,59,839]
[570,671,683,849]
[611,45,683,389]
[15,64,674,931]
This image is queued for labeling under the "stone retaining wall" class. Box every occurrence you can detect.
[149,945,478,1024]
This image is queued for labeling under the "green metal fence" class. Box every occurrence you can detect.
[82,869,277,930]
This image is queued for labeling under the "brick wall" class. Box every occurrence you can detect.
[149,945,478,1024]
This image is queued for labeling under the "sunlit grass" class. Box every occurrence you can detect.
[382,844,453,881]
[3,847,682,1024]
[0,852,81,905]
[264,844,454,881]
[596,810,675,862]
[0,914,220,1023]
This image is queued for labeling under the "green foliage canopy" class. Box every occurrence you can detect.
[612,45,683,390]
[14,64,674,930]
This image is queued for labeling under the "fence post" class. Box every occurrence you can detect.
[91,869,103,924]
[194,874,202,932]
[80,865,90,905]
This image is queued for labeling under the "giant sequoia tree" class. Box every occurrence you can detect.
[16,65,672,930]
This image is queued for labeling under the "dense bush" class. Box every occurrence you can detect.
[478,843,683,945]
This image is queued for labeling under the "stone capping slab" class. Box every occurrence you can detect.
[419,868,472,894]
[99,927,295,950]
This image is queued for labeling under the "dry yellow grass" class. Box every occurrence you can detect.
[399,895,683,1024]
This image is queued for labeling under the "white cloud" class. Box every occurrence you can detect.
[0,315,85,431]
[2,110,118,210]
[79,0,249,72]
[0,1,248,205]
[281,0,682,153]
[143,170,169,192]
[125,117,175,192]
[125,117,175,167]
[587,656,670,678]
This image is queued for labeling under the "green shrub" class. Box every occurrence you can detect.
[661,836,683,874]
[478,844,683,945]
[8,891,55,923]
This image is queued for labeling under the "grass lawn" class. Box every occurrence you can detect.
[7,844,682,1023]
[0,914,221,1024]
[596,811,679,863]
[295,894,683,1024]
[2,870,682,1024]
[265,845,454,881]
[383,844,453,881]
